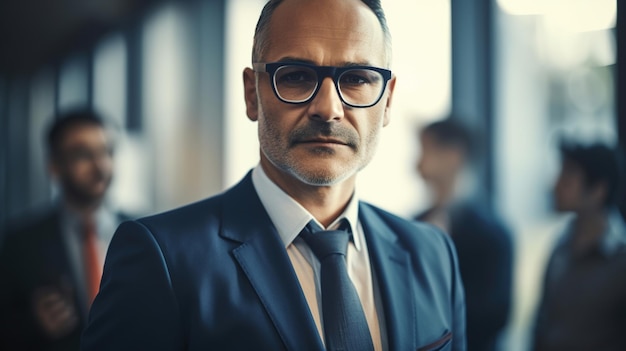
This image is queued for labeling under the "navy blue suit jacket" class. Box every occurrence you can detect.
[82,173,466,351]
[417,203,513,351]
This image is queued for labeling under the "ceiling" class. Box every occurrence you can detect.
[0,0,159,76]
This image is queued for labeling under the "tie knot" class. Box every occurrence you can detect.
[301,219,351,259]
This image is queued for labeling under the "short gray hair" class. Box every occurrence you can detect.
[251,0,392,67]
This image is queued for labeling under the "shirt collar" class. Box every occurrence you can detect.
[61,202,117,236]
[251,164,361,250]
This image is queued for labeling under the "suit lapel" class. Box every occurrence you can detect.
[220,173,324,351]
[360,204,416,351]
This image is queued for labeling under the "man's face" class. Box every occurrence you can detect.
[552,159,602,212]
[417,133,464,185]
[50,124,113,207]
[244,0,395,187]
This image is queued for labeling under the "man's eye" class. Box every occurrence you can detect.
[341,74,368,85]
[68,150,92,162]
[341,70,381,86]
[280,71,313,82]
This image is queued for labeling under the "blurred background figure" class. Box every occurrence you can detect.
[532,141,626,351]
[0,109,129,350]
[415,118,514,351]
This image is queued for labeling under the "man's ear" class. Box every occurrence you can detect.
[243,68,259,121]
[382,75,396,127]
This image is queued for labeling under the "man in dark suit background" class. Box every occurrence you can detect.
[415,118,513,351]
[532,141,626,351]
[0,109,127,350]
[82,0,467,350]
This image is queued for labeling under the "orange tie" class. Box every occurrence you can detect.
[82,218,102,305]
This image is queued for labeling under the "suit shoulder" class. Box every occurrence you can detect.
[359,201,408,220]
[455,203,510,233]
[361,202,442,231]
[361,202,453,250]
[115,211,136,223]
[135,192,226,232]
[135,173,256,233]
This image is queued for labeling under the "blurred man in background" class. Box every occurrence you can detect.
[415,118,513,351]
[0,109,127,350]
[532,141,626,351]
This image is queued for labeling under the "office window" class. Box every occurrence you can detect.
[142,3,200,211]
[495,0,616,230]
[28,69,56,204]
[58,53,89,109]
[224,0,265,189]
[92,32,150,214]
[94,33,127,129]
[494,1,617,350]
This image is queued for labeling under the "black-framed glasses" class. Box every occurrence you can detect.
[252,62,392,108]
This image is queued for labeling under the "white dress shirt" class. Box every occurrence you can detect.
[252,165,386,351]
[61,204,118,315]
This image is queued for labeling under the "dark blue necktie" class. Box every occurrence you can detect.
[301,220,375,351]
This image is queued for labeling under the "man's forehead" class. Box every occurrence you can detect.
[263,0,386,64]
[61,125,109,143]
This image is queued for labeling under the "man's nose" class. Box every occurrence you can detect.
[307,77,344,122]
[91,150,112,169]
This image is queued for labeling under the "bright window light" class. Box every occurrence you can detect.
[499,0,616,33]
[93,33,127,129]
[224,0,265,189]
[497,0,547,15]
[58,54,89,109]
[544,0,616,33]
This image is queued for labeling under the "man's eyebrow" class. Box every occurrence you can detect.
[340,61,375,67]
[275,57,316,64]
[274,57,376,67]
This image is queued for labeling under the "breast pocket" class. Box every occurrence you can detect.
[417,331,452,351]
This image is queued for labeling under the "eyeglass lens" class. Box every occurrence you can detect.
[273,65,385,106]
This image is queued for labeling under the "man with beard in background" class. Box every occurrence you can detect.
[0,109,128,350]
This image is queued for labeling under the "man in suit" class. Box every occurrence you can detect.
[82,0,466,350]
[0,109,127,350]
[415,118,513,351]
